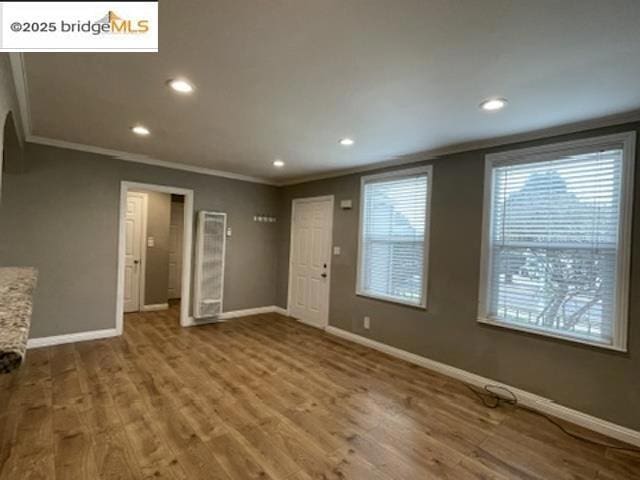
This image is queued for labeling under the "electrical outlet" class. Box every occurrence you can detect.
[363,316,370,330]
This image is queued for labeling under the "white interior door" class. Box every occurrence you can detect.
[124,192,145,313]
[168,200,184,299]
[289,197,333,328]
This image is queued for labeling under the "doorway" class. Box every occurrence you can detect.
[117,182,194,333]
[287,195,334,329]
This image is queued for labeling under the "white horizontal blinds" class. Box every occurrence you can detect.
[488,149,623,344]
[361,172,428,305]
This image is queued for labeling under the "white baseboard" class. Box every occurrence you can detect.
[325,326,640,448]
[272,306,289,316]
[27,328,119,349]
[218,305,281,320]
[141,303,169,312]
[183,305,288,327]
[293,317,326,330]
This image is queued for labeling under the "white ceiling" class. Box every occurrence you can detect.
[21,0,640,184]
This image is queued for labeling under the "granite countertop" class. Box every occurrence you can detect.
[0,267,38,373]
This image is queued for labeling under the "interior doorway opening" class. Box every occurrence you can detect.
[117,182,194,333]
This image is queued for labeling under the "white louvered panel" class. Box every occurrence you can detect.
[194,211,227,319]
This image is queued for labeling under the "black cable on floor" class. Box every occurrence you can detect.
[465,384,640,455]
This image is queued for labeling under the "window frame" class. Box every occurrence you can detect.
[356,165,433,309]
[477,132,636,351]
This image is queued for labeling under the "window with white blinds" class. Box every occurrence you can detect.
[357,166,432,307]
[479,133,635,350]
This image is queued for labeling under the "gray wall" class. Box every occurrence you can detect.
[2,112,22,175]
[0,54,24,198]
[277,122,640,431]
[0,142,280,338]
[0,113,637,430]
[143,191,171,306]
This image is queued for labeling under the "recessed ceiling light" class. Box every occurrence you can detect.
[339,138,354,146]
[273,159,285,168]
[131,125,150,136]
[480,98,508,112]
[168,78,194,94]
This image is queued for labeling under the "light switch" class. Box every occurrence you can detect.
[226,227,232,237]
[333,246,341,255]
[147,237,155,247]
[340,199,352,209]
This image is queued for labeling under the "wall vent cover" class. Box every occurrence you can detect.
[194,211,227,319]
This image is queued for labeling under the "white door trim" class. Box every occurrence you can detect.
[138,193,148,310]
[117,181,194,334]
[287,195,334,329]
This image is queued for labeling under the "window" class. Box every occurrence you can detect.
[478,132,635,350]
[357,166,432,307]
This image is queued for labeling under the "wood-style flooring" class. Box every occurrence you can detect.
[1,306,639,479]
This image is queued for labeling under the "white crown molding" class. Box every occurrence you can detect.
[10,52,640,189]
[9,53,277,186]
[27,135,278,185]
[324,325,640,448]
[280,109,640,186]
[27,328,118,349]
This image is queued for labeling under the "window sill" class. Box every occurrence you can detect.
[356,291,426,310]
[477,316,626,352]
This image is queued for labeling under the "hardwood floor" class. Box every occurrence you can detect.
[1,307,639,479]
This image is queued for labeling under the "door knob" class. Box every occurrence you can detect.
[134,260,140,265]
[321,273,327,278]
